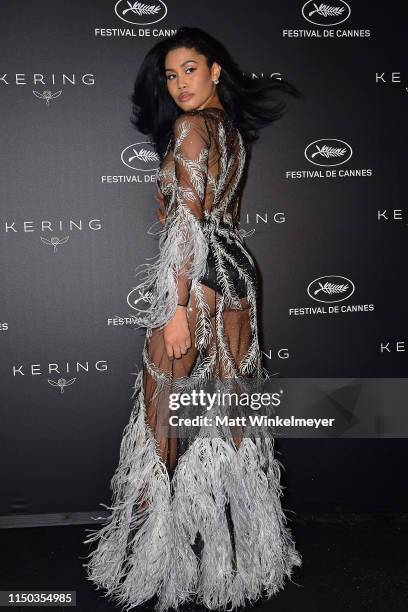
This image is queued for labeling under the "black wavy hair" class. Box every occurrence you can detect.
[130,26,303,159]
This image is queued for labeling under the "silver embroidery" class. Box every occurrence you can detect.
[83,109,302,611]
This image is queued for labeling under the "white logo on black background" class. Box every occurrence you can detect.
[0,73,95,103]
[0,73,95,86]
[40,236,70,253]
[48,377,76,393]
[121,142,160,171]
[289,276,373,316]
[4,219,102,250]
[127,288,154,311]
[307,275,355,303]
[302,1,351,26]
[238,228,256,239]
[304,139,353,167]
[32,89,62,106]
[12,360,108,380]
[375,71,407,95]
[114,0,167,25]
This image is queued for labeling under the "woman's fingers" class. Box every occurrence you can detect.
[179,333,192,356]
[165,337,191,360]
[165,341,174,360]
[183,334,192,352]
[165,342,181,360]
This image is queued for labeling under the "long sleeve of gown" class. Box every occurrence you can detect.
[172,114,210,307]
[131,113,210,329]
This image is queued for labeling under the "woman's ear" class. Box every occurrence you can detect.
[212,62,222,81]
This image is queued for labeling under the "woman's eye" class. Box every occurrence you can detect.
[166,67,195,80]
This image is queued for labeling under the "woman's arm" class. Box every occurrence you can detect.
[170,113,210,306]
[131,113,210,336]
[163,113,210,359]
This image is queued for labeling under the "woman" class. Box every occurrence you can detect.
[83,26,303,612]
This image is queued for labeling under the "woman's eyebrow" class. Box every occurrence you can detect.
[165,60,198,72]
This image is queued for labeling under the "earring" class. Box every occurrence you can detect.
[213,78,219,84]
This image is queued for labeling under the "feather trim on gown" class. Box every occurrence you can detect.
[83,107,302,611]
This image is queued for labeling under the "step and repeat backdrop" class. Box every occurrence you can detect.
[1,1,406,518]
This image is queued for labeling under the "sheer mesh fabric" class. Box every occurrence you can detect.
[143,107,259,472]
[144,287,252,475]
[83,107,302,612]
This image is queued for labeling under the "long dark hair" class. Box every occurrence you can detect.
[130,26,303,159]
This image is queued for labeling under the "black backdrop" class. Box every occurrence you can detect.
[0,0,406,521]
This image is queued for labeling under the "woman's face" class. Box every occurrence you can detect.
[164,46,221,112]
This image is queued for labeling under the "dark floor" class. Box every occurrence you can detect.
[1,514,407,612]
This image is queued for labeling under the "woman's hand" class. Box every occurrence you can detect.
[155,192,167,225]
[163,306,192,360]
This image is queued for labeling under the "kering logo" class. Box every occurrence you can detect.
[48,377,76,394]
[245,72,283,80]
[114,0,167,25]
[238,228,256,240]
[12,360,108,382]
[4,219,102,252]
[304,139,352,167]
[262,347,290,361]
[302,1,351,26]
[40,235,70,253]
[307,275,355,303]
[33,90,62,106]
[239,211,286,237]
[0,73,95,105]
[375,72,407,94]
[0,73,95,86]
[121,142,160,172]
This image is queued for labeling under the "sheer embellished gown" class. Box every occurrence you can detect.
[83,107,302,611]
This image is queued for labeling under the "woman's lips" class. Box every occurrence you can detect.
[179,93,193,102]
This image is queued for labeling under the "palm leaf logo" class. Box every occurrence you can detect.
[313,282,349,296]
[302,0,350,25]
[308,3,345,17]
[311,145,347,159]
[132,289,154,307]
[121,142,159,170]
[128,148,159,164]
[308,275,354,303]
[122,1,161,16]
[305,139,352,166]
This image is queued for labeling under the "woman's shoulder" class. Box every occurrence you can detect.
[173,107,229,129]
[172,107,230,145]
[189,107,227,117]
